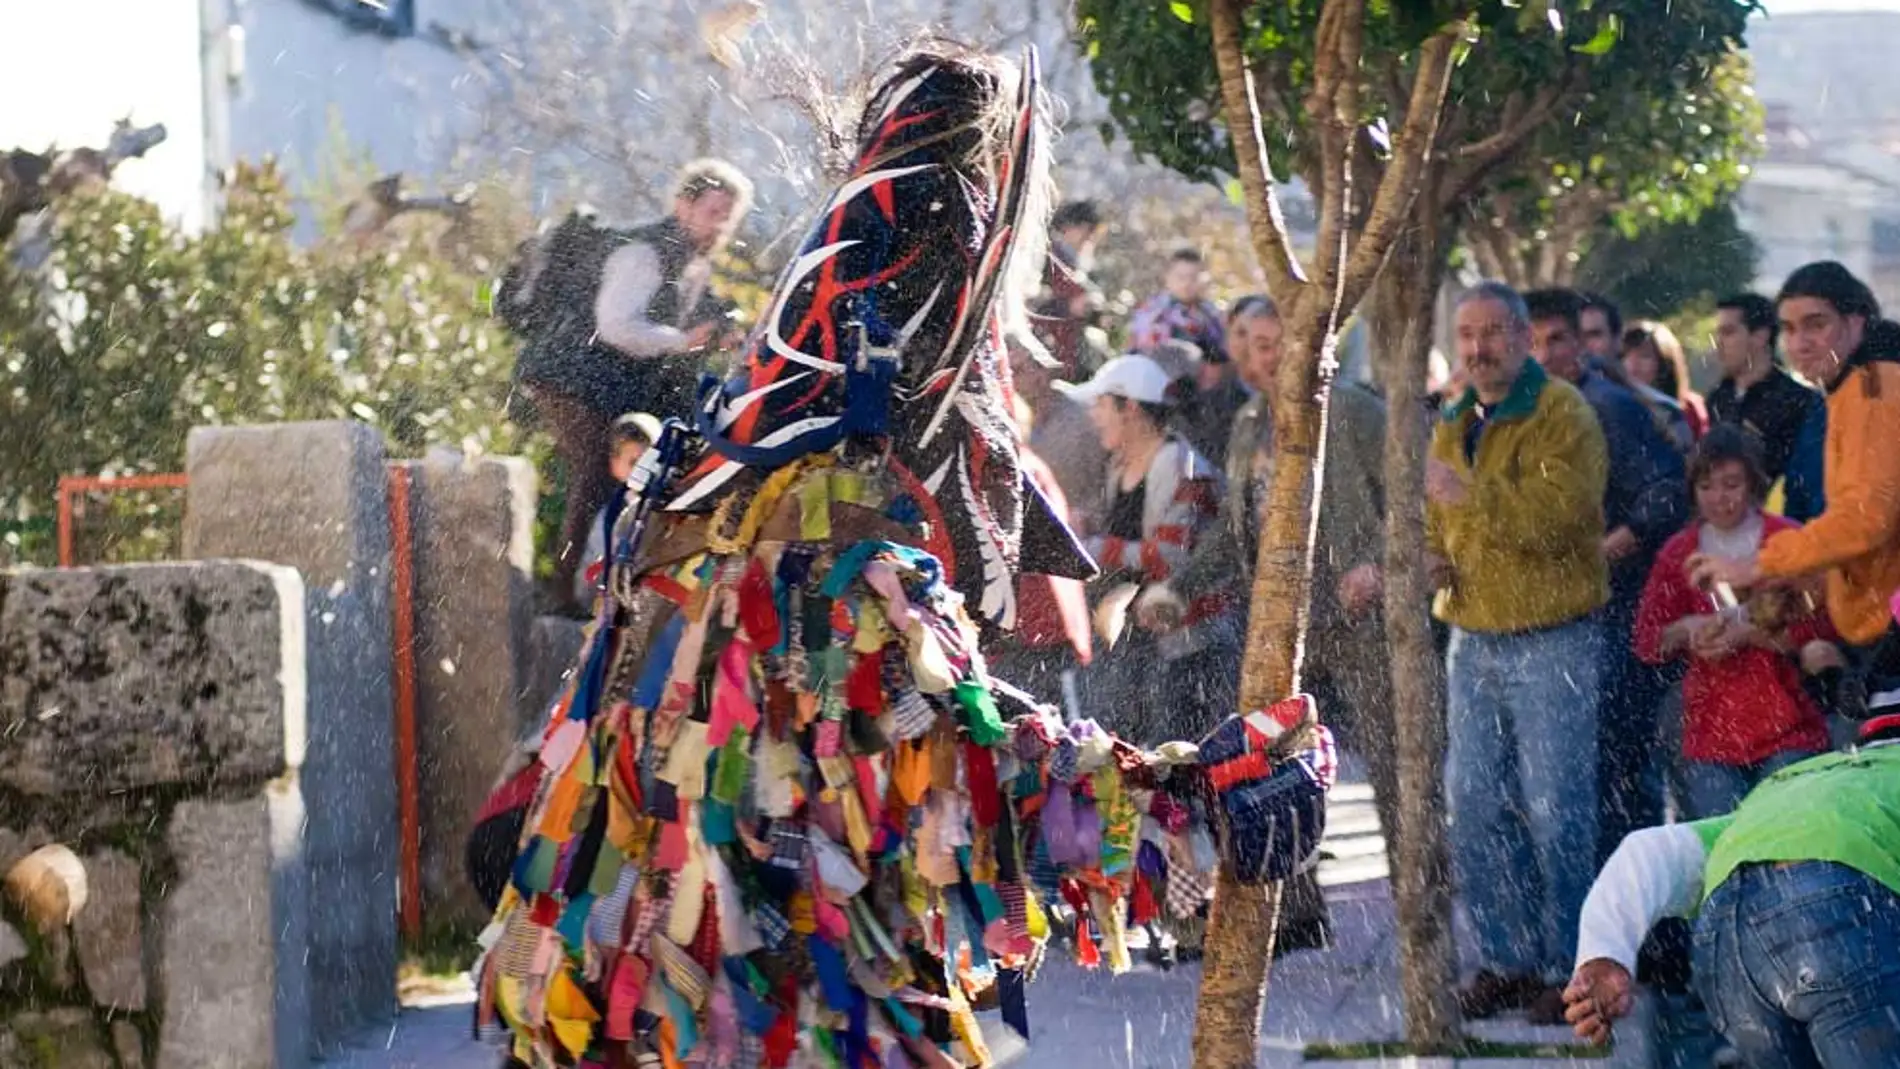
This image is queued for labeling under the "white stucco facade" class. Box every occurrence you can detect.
[1,0,210,230]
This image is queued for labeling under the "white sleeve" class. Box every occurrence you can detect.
[1574,823,1710,974]
[594,244,689,357]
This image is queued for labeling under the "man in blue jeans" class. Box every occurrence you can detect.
[1565,613,1900,1067]
[1526,288,1689,866]
[1428,281,1612,1023]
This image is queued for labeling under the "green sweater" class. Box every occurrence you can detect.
[1693,743,1900,903]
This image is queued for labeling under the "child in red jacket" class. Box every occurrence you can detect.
[1634,426,1836,818]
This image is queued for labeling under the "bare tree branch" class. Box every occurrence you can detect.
[1339,25,1461,310]
[1208,0,1308,297]
[1439,68,1585,206]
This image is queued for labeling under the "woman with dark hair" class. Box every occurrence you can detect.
[1622,321,1708,440]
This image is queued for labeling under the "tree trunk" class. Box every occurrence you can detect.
[1189,4,1341,1066]
[1192,1,1461,1062]
[1365,209,1460,1053]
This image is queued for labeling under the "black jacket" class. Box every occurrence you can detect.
[1705,366,1825,485]
[1577,368,1690,605]
[512,217,716,420]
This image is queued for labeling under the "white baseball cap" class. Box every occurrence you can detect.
[1053,354,1173,406]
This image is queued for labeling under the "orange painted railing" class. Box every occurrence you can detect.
[57,467,426,944]
[385,465,424,943]
[55,474,191,568]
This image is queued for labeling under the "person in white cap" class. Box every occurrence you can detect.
[1057,354,1230,745]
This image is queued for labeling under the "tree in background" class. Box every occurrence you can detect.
[1080,0,1757,1055]
[1095,2,1468,1062]
[0,161,521,565]
[1465,50,1764,290]
[1579,200,1762,325]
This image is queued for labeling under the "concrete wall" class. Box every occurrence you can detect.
[0,562,310,1069]
[182,421,397,1054]
[399,453,537,928]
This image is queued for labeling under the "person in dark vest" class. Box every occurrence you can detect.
[509,158,752,611]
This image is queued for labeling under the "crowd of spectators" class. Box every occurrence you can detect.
[1015,202,1900,1060]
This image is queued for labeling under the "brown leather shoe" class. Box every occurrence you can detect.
[1456,970,1541,1019]
[1526,983,1569,1027]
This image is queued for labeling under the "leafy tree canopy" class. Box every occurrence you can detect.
[1464,48,1763,287]
[1577,198,1761,323]
[1077,0,1758,220]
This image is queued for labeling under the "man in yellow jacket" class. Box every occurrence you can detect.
[1427,281,1611,1024]
[1693,261,1900,664]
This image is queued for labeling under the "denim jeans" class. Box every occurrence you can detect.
[1682,750,1820,821]
[1694,862,1900,1068]
[1446,615,1603,980]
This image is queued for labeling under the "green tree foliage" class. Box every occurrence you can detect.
[1077,1,1756,207]
[1465,50,1764,289]
[1578,198,1761,323]
[0,161,523,565]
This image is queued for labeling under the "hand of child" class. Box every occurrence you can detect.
[1564,959,1634,1046]
[1690,617,1746,661]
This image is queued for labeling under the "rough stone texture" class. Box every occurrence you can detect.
[5,1007,115,1069]
[37,926,77,993]
[73,848,144,1011]
[0,563,306,795]
[9,1009,112,1069]
[0,826,38,873]
[401,454,537,928]
[184,421,397,1051]
[518,614,585,735]
[0,919,24,970]
[112,1020,145,1069]
[157,794,305,1069]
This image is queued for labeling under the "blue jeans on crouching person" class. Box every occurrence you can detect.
[1446,615,1603,983]
[1693,861,1900,1068]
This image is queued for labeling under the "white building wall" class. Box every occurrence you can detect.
[2,0,209,230]
[202,0,495,227]
[1735,161,1883,296]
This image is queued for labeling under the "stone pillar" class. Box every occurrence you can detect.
[157,796,283,1069]
[399,453,537,928]
[183,422,397,1052]
[0,562,309,1068]
[518,614,586,730]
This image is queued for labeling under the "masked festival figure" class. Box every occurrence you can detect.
[477,43,1107,1068]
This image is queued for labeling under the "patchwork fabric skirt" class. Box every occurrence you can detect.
[475,456,1325,1068]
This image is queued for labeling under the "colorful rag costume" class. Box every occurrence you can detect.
[477,45,1333,1069]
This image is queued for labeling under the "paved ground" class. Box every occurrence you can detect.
[321,762,1650,1068]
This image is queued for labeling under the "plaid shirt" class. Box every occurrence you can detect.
[1129,293,1227,361]
[753,901,792,949]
